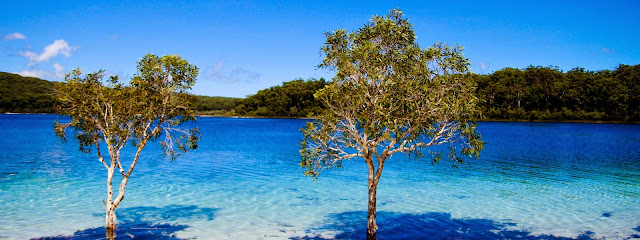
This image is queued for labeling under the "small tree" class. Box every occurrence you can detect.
[54,54,200,240]
[300,9,484,240]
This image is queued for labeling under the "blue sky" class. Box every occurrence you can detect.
[2,0,639,98]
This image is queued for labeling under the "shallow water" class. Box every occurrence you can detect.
[0,115,639,239]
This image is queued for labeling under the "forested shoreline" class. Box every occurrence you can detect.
[0,72,57,113]
[234,78,327,117]
[474,64,639,122]
[1,64,639,122]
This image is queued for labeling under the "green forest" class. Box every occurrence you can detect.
[193,96,242,116]
[234,78,327,117]
[0,72,57,113]
[474,64,639,121]
[1,64,639,122]
[0,71,242,115]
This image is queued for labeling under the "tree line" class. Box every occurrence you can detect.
[1,64,639,122]
[193,96,242,116]
[234,78,327,117]
[228,64,640,122]
[474,64,640,121]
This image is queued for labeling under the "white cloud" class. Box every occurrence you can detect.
[601,48,615,54]
[20,39,78,66]
[53,63,65,78]
[14,69,50,79]
[480,62,488,71]
[210,60,260,83]
[14,63,67,79]
[3,32,27,40]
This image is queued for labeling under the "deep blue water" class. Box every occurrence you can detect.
[0,114,639,239]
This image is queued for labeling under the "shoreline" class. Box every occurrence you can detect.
[4,112,638,124]
[199,114,640,124]
[477,118,640,124]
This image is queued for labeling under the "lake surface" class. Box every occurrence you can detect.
[0,114,639,240]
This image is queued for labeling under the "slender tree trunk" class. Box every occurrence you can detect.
[367,176,378,240]
[105,156,117,240]
[105,169,131,240]
[102,141,141,240]
[106,205,116,240]
[366,156,379,240]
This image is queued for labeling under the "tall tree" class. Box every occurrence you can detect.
[54,54,200,240]
[300,9,484,240]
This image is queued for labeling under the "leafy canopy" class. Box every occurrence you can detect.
[300,9,484,177]
[54,53,200,160]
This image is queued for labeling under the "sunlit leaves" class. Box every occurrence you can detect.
[54,54,200,162]
[301,9,485,178]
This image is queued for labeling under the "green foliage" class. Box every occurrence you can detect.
[194,95,242,115]
[54,53,200,161]
[235,78,327,117]
[473,64,640,121]
[0,72,56,113]
[300,9,485,178]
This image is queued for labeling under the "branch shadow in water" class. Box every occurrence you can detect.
[114,204,218,223]
[631,226,640,239]
[32,205,218,240]
[32,222,189,240]
[293,211,617,240]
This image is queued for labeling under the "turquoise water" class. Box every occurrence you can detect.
[0,114,639,239]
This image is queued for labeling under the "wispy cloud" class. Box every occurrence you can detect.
[480,62,488,71]
[3,32,27,40]
[210,60,260,83]
[600,48,615,54]
[53,63,65,78]
[14,63,67,79]
[20,39,78,66]
[14,69,49,79]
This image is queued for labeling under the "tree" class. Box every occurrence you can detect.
[300,9,484,240]
[54,54,200,240]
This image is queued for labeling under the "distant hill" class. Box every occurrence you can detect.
[0,71,242,115]
[0,72,57,113]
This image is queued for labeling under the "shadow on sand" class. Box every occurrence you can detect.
[294,211,639,240]
[32,205,218,240]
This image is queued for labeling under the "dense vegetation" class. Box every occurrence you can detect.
[0,71,240,115]
[0,72,57,113]
[2,65,639,122]
[234,78,327,117]
[194,96,242,116]
[474,64,640,121]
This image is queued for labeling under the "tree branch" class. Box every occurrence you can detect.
[95,141,109,170]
